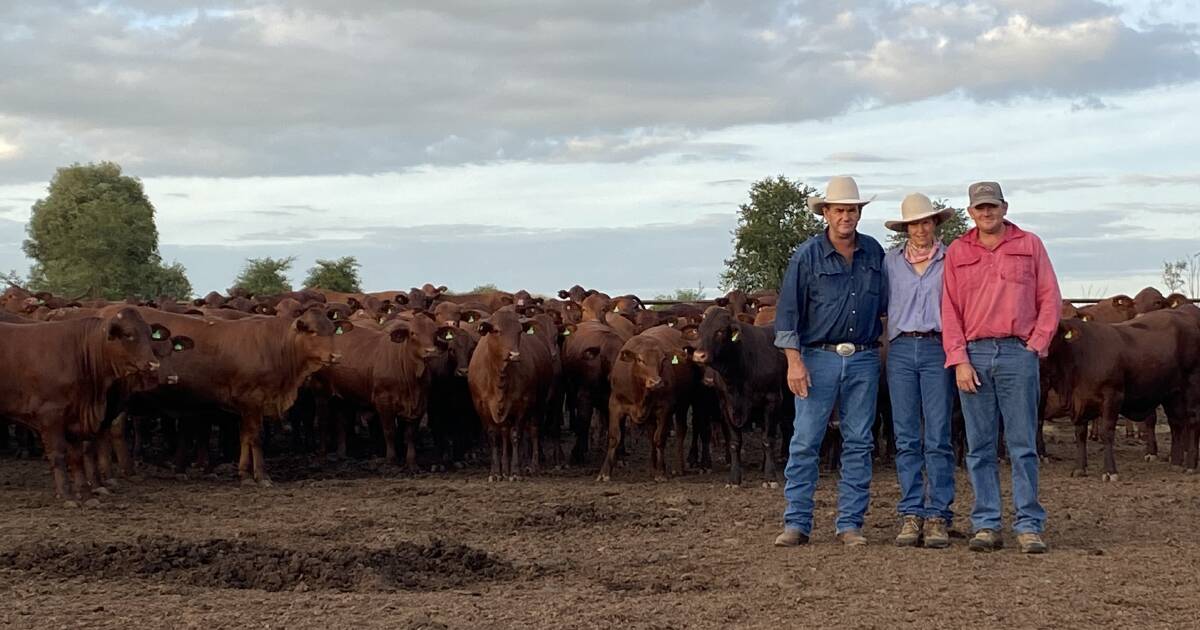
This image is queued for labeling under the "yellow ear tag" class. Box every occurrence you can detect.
[613,306,619,312]
[468,316,475,323]
[526,328,535,335]
[562,329,571,336]
[1064,330,1073,340]
[671,355,680,365]
[731,330,740,342]
[445,332,454,340]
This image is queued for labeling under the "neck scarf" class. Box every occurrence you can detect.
[905,241,937,265]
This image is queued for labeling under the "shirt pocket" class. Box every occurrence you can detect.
[812,269,847,303]
[1001,252,1034,284]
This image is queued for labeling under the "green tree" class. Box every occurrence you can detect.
[720,175,821,292]
[232,256,295,296]
[1163,259,1187,294]
[886,201,970,249]
[140,259,193,300]
[303,256,362,292]
[22,161,193,300]
[468,284,498,293]
[652,282,706,309]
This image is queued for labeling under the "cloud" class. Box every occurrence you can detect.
[1070,95,1115,111]
[0,1,1195,181]
[1119,173,1200,186]
[825,152,903,163]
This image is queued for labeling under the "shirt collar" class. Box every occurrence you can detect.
[963,220,1026,248]
[820,229,864,258]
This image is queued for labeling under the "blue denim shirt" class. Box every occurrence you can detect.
[883,243,946,340]
[774,230,887,349]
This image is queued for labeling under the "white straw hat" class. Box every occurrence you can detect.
[884,192,953,232]
[808,176,876,215]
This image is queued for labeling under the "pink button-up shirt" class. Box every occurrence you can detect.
[941,221,1061,367]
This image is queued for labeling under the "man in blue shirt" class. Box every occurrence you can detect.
[773,176,887,547]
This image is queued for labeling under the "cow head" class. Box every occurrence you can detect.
[514,289,544,308]
[617,336,683,397]
[386,313,443,361]
[326,302,353,322]
[1167,292,1190,309]
[147,328,196,386]
[459,308,489,327]
[103,307,164,376]
[680,306,741,366]
[1133,287,1169,314]
[477,309,530,365]
[290,308,352,367]
[437,325,480,377]
[611,295,644,317]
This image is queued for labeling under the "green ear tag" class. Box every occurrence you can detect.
[526,328,535,335]
[173,342,184,351]
[445,331,455,340]
[562,329,571,336]
[731,330,740,342]
[671,355,680,365]
[1064,330,1073,340]
[335,327,344,335]
[152,330,163,340]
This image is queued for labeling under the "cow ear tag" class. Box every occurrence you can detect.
[731,330,740,342]
[445,331,454,340]
[152,330,164,340]
[526,328,535,335]
[173,342,184,351]
[562,329,571,336]
[1064,330,1074,340]
[468,316,475,323]
[335,326,344,335]
[671,355,680,365]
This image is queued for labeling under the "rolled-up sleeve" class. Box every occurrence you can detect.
[775,251,806,350]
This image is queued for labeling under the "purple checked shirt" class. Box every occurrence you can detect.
[884,242,946,341]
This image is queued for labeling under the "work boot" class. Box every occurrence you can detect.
[774,528,809,547]
[836,529,868,547]
[894,515,923,547]
[968,529,1003,552]
[1017,532,1048,554]
[923,518,950,549]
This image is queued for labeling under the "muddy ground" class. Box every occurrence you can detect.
[1,421,1198,630]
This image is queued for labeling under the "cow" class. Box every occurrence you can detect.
[598,325,695,482]
[558,285,601,304]
[1042,309,1200,479]
[1132,286,1170,314]
[467,309,555,480]
[427,324,482,470]
[310,314,448,471]
[0,308,164,504]
[562,321,627,466]
[715,290,753,315]
[133,308,350,485]
[681,306,788,487]
[1076,294,1135,323]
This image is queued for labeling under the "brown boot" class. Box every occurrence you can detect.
[774,528,809,547]
[968,529,1003,552]
[837,529,868,547]
[1017,532,1048,554]
[894,515,923,547]
[923,518,950,549]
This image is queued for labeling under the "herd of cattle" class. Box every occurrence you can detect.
[0,283,1198,507]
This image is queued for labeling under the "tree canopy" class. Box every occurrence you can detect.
[22,161,193,300]
[303,256,362,293]
[885,201,971,249]
[232,256,295,296]
[720,175,822,292]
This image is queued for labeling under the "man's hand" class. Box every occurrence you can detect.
[955,363,981,394]
[786,353,812,399]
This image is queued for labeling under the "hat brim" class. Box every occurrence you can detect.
[969,196,1005,209]
[809,196,875,215]
[884,208,954,232]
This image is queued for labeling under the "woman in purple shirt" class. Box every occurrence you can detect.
[883,193,957,549]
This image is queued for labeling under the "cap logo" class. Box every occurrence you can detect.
[977,185,994,194]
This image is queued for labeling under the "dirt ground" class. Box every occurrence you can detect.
[1,421,1198,630]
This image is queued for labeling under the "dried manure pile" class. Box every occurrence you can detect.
[2,423,1199,630]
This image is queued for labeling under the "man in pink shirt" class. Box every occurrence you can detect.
[941,181,1061,554]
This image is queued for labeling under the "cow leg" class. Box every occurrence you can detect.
[238,413,271,485]
[404,419,419,474]
[378,412,398,463]
[1142,411,1159,460]
[674,410,688,477]
[1099,402,1119,481]
[40,429,75,502]
[111,413,134,480]
[528,415,542,476]
[597,405,623,482]
[194,419,213,474]
[651,414,668,482]
[508,421,522,480]
[1071,420,1088,476]
[760,415,779,487]
[485,425,502,481]
[570,391,593,466]
[727,425,744,487]
[96,430,114,486]
[66,441,93,505]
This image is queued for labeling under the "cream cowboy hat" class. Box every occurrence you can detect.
[807,175,876,215]
[884,192,953,232]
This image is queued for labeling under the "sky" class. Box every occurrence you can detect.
[1,1,1198,298]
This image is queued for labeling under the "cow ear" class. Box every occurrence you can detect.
[435,325,456,346]
[150,323,171,341]
[293,318,312,334]
[619,349,636,362]
[334,321,353,335]
[436,285,448,294]
[730,327,741,342]
[521,319,537,335]
[327,308,341,320]
[1061,322,1081,342]
[735,313,755,325]
[1080,314,1092,322]
[171,336,195,352]
[679,325,700,342]
[557,289,571,299]
[389,325,411,343]
[714,297,729,307]
[561,323,577,338]
[477,321,495,336]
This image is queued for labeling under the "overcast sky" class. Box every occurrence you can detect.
[1,1,1199,297]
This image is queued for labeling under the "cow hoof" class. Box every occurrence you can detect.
[1069,469,1087,478]
[63,500,80,509]
[1102,473,1119,482]
[1143,454,1156,462]
[507,475,520,482]
[1185,468,1197,475]
[653,476,667,483]
[762,481,780,489]
[84,498,102,509]
[240,477,257,487]
[488,475,501,482]
[596,474,611,483]
[259,479,274,488]
[94,486,111,496]
[724,483,741,490]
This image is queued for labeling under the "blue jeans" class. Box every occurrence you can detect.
[887,335,956,523]
[959,337,1045,534]
[783,346,880,535]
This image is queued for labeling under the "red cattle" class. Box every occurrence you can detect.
[467,309,554,481]
[1043,309,1200,479]
[599,325,695,482]
[562,321,627,466]
[1077,294,1135,323]
[1132,286,1170,314]
[0,308,165,503]
[427,324,482,470]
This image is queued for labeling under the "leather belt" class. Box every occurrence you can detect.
[899,331,941,338]
[806,342,881,357]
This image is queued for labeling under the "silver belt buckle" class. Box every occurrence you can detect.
[835,342,856,357]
